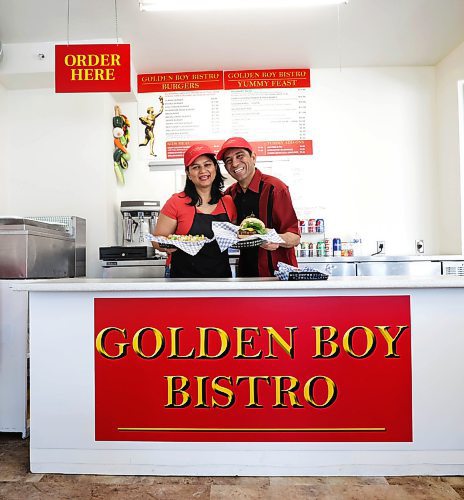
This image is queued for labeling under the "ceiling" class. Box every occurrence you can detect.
[1,0,464,73]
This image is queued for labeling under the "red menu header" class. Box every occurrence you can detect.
[55,44,131,93]
[165,140,313,159]
[94,295,412,442]
[138,68,310,93]
[138,71,224,93]
[224,69,310,89]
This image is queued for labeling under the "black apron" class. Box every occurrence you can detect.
[235,181,263,277]
[170,199,232,278]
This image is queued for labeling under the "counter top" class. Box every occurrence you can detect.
[11,275,464,292]
[297,254,464,263]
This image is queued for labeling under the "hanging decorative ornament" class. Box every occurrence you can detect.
[113,105,131,184]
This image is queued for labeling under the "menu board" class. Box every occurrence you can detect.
[137,69,312,162]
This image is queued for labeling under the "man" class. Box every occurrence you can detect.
[217,137,300,277]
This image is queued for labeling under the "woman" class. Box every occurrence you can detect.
[153,144,237,278]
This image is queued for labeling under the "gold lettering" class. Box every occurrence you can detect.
[313,326,339,358]
[111,54,121,66]
[343,326,376,358]
[168,327,195,358]
[234,327,261,359]
[164,375,190,407]
[377,325,408,357]
[265,326,296,359]
[132,327,165,359]
[194,376,209,408]
[303,376,337,408]
[76,54,86,66]
[211,376,235,408]
[273,375,303,408]
[197,327,230,359]
[236,376,271,408]
[70,68,82,80]
[95,327,129,359]
[64,54,76,66]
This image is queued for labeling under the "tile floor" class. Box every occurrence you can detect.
[0,433,463,499]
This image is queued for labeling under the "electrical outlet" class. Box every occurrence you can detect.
[415,239,424,254]
[376,240,385,254]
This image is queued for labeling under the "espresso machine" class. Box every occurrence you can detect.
[99,200,161,262]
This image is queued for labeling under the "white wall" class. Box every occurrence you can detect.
[290,67,438,256]
[436,40,464,254]
[0,82,7,212]
[3,89,118,277]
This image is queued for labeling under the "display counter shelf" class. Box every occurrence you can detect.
[12,276,464,476]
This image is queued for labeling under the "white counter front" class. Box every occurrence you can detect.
[15,276,464,476]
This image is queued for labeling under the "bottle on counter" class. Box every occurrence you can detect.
[316,218,325,233]
[308,242,314,257]
[308,219,316,233]
[333,238,342,257]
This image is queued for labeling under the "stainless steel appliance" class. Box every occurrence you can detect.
[101,259,167,278]
[356,258,441,277]
[0,215,86,437]
[99,201,162,277]
[0,216,86,278]
[121,200,160,247]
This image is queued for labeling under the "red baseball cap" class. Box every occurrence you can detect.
[184,144,216,168]
[217,137,253,161]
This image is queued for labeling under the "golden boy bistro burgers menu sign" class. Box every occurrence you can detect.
[94,296,412,442]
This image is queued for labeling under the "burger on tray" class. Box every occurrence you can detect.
[237,217,267,239]
[211,220,285,252]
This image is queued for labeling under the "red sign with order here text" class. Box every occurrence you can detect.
[94,296,412,442]
[55,44,131,93]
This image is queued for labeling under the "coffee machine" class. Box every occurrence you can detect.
[120,200,160,247]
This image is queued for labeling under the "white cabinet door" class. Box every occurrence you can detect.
[0,281,28,436]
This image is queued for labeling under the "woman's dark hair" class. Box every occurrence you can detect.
[182,154,226,206]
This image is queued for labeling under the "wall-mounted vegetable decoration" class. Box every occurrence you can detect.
[113,105,131,184]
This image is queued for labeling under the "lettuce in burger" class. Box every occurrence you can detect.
[238,217,267,239]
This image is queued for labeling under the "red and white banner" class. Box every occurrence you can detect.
[224,69,310,90]
[94,296,412,442]
[164,139,313,159]
[55,44,131,93]
[138,71,224,93]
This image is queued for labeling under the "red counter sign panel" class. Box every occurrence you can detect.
[94,296,412,442]
[55,44,131,93]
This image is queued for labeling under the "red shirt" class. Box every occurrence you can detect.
[161,193,237,233]
[226,169,299,277]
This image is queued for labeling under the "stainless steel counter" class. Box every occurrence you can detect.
[100,255,464,278]
[297,255,464,277]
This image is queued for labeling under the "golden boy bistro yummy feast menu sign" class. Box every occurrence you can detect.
[94,296,412,442]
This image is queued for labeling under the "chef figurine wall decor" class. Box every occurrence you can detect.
[138,96,164,157]
[113,105,131,184]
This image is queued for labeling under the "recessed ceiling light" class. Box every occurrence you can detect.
[139,0,348,12]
